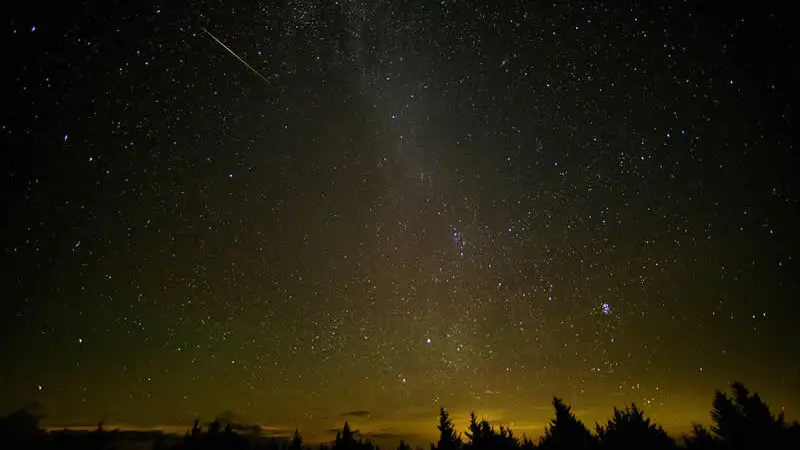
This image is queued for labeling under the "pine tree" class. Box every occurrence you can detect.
[683,424,716,450]
[711,381,785,448]
[86,421,110,450]
[291,429,303,450]
[520,435,537,450]
[191,419,202,438]
[436,407,461,450]
[208,419,221,435]
[538,397,595,450]
[335,422,358,450]
[596,403,673,450]
[497,424,519,450]
[464,412,490,450]
[464,412,517,450]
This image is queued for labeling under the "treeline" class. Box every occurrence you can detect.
[1,382,798,450]
[425,382,799,450]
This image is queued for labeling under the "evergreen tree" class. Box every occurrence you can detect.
[436,407,461,450]
[538,398,595,450]
[397,440,411,450]
[710,381,786,449]
[360,438,375,450]
[191,419,202,438]
[497,424,519,450]
[292,428,304,450]
[86,421,111,450]
[464,412,492,450]
[208,419,222,435]
[520,435,537,450]
[596,403,673,450]
[334,422,358,450]
[184,418,202,448]
[464,412,518,450]
[683,423,717,450]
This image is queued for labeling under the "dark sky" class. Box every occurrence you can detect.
[2,0,797,446]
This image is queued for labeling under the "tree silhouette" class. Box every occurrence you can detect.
[85,421,111,450]
[435,407,461,450]
[520,434,537,450]
[191,419,202,438]
[291,429,303,450]
[595,403,674,450]
[0,408,45,450]
[537,397,595,450]
[397,440,411,450]
[787,421,800,447]
[464,412,492,450]
[208,419,222,436]
[683,423,717,450]
[183,418,203,448]
[334,422,358,450]
[178,417,248,450]
[362,438,378,450]
[497,424,519,450]
[710,381,787,449]
[464,412,518,450]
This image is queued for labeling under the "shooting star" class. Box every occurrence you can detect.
[201,27,271,85]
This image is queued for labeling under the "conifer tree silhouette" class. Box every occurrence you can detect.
[497,424,519,450]
[86,421,111,450]
[184,418,202,448]
[710,381,786,449]
[435,407,461,450]
[397,440,411,450]
[208,419,222,435]
[291,429,304,450]
[334,422,357,450]
[520,434,537,450]
[595,403,673,450]
[464,412,490,450]
[363,437,378,450]
[537,397,595,450]
[191,419,202,438]
[464,412,517,450]
[682,423,717,450]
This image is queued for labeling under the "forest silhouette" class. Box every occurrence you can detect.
[2,382,798,450]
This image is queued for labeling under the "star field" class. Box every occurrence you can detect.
[2,1,797,446]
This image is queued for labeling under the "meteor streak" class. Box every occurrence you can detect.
[201,27,271,85]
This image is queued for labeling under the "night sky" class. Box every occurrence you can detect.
[2,0,797,446]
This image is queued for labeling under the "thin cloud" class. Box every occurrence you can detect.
[361,431,402,440]
[339,410,374,418]
[257,426,295,438]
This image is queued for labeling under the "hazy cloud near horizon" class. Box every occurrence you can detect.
[339,410,374,418]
